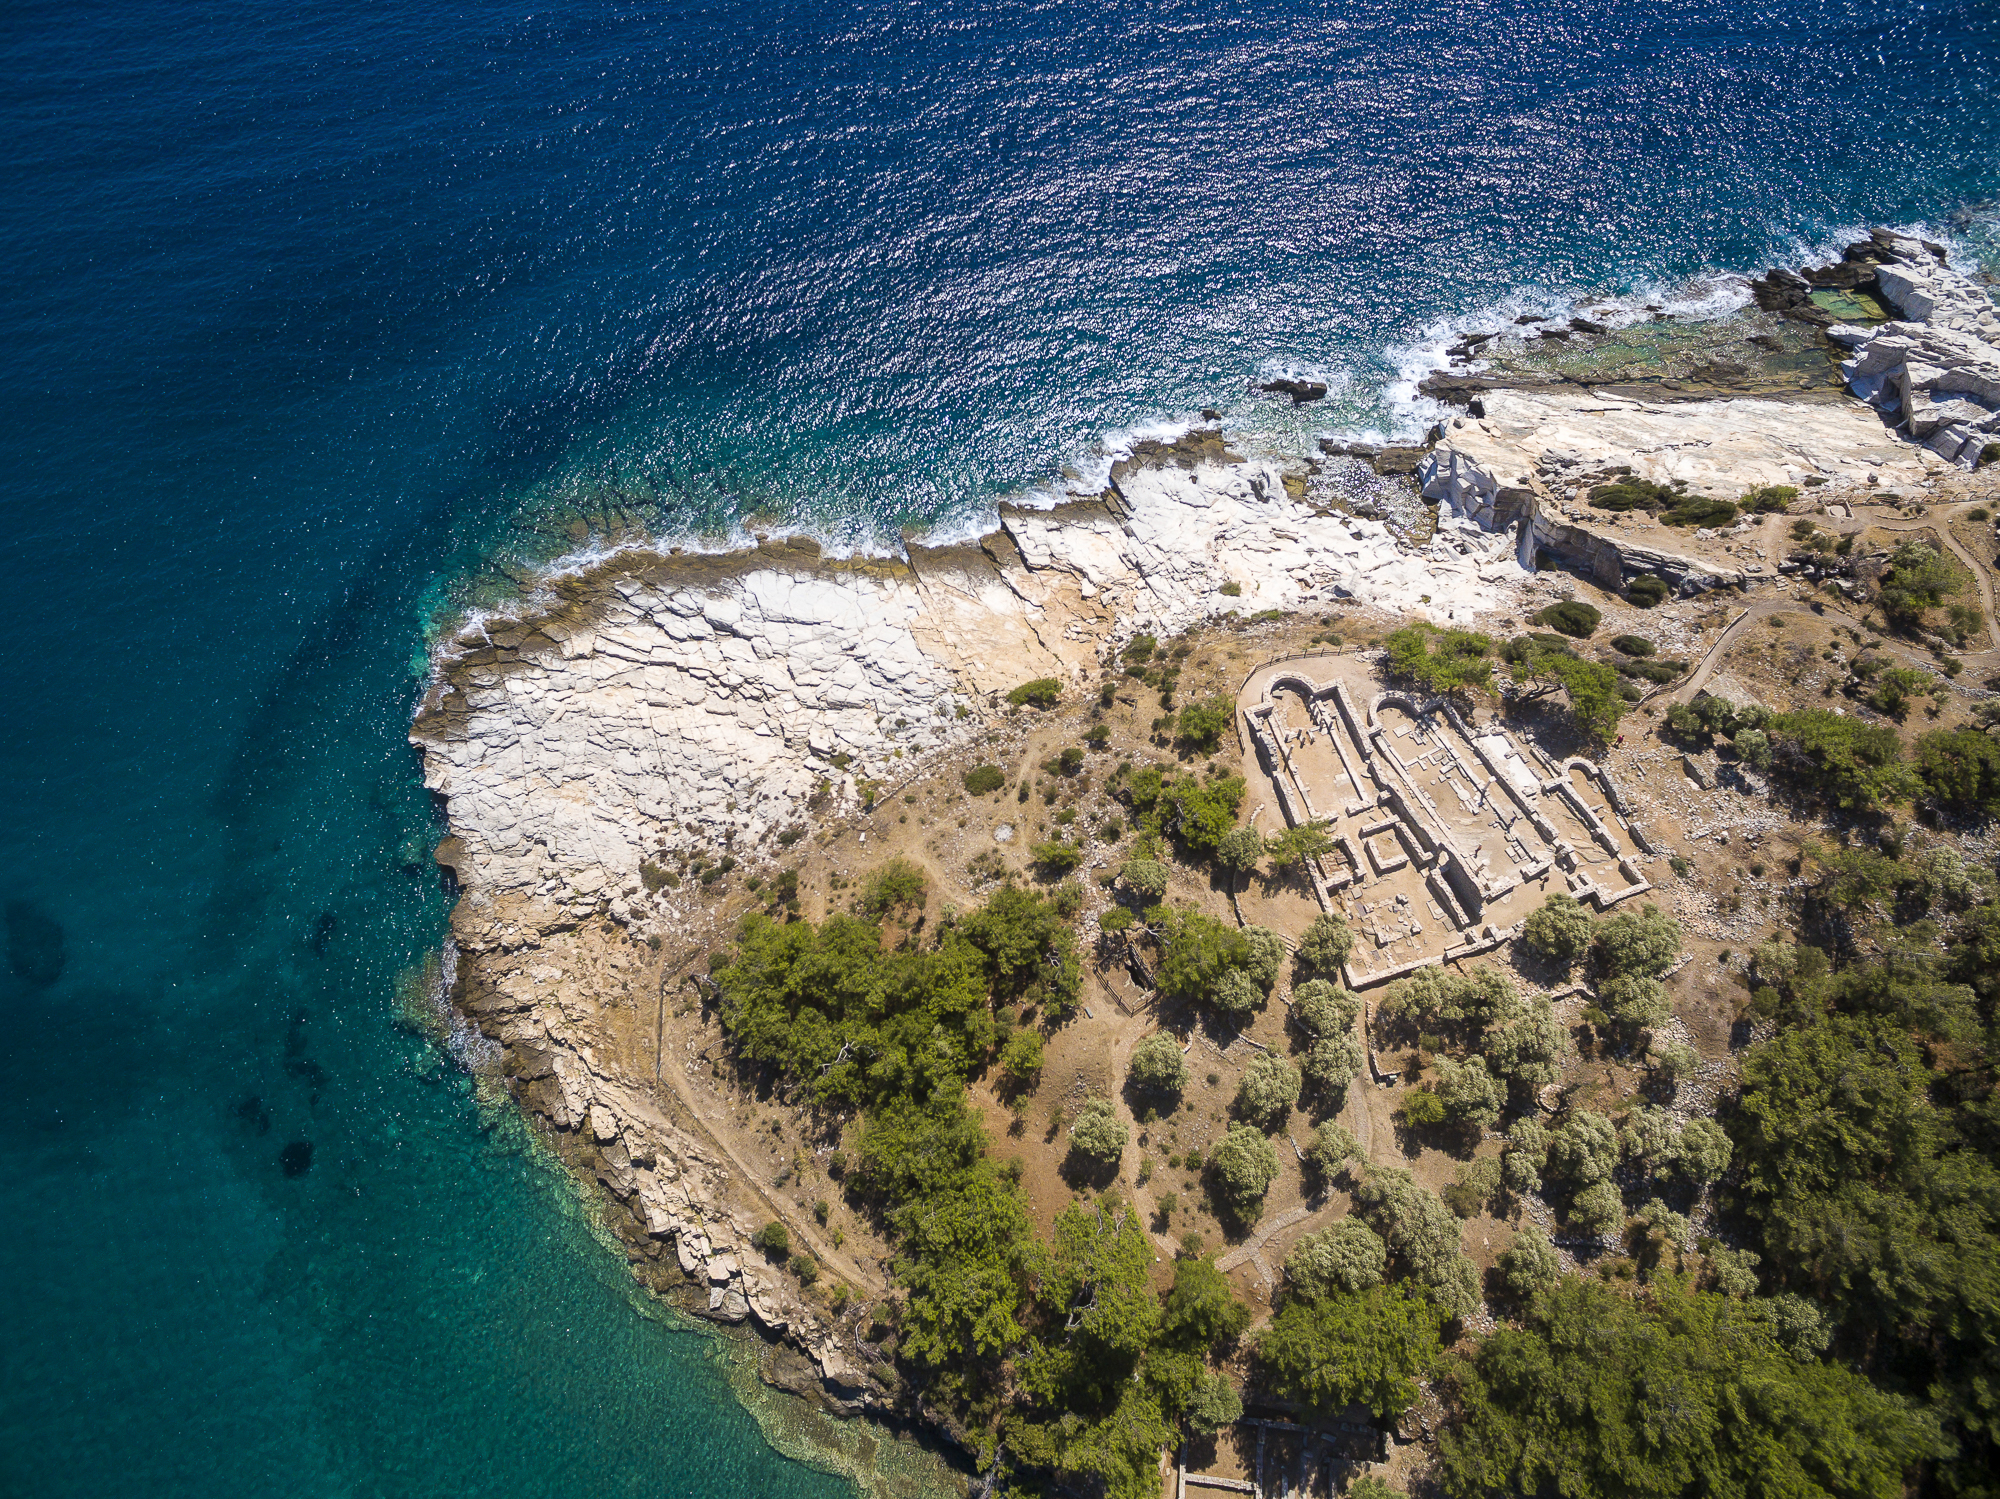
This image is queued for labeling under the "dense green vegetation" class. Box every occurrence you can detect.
[1519,891,1592,964]
[712,880,1265,1499]
[1878,540,1959,632]
[1174,696,1235,750]
[1258,1283,1442,1418]
[1120,763,1247,858]
[1436,1279,1940,1499]
[1727,904,2000,1496]
[1675,691,2000,819]
[1584,473,1737,526]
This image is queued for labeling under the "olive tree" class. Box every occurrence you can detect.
[1353,1167,1480,1319]
[1619,1105,1679,1174]
[1242,925,1285,989]
[1649,1039,1700,1086]
[1568,1179,1625,1238]
[1676,1117,1733,1185]
[1599,973,1669,1030]
[1295,913,1355,975]
[1303,1033,1364,1100]
[1210,1124,1281,1213]
[1547,1109,1618,1186]
[1305,1120,1361,1183]
[1212,967,1265,1015]
[1285,1218,1388,1300]
[1236,1052,1302,1129]
[1483,992,1569,1099]
[1594,903,1682,979]
[1215,824,1265,880]
[1496,1226,1562,1300]
[1520,892,1593,965]
[1292,978,1360,1038]
[1121,858,1170,902]
[1068,1098,1129,1163]
[1127,1031,1189,1097]
[1431,1054,1503,1130]
[1502,1117,1549,1194]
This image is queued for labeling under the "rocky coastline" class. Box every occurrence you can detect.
[408,229,2000,1474]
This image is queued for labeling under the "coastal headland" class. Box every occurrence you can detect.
[411,232,2000,1496]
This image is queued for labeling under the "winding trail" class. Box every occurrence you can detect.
[1660,504,2000,707]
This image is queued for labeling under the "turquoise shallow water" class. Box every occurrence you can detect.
[0,0,1995,1494]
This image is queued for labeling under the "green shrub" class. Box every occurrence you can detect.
[1625,575,1670,607]
[1441,1155,1503,1218]
[1214,823,1264,875]
[858,857,927,918]
[1156,907,1251,1005]
[962,764,1006,796]
[1256,1284,1442,1419]
[1006,677,1062,709]
[1434,1280,1940,1499]
[1265,818,1336,870]
[1397,1089,1447,1128]
[1610,634,1656,657]
[1218,581,1242,597]
[1660,495,1738,528]
[1382,624,1495,695]
[1122,763,1247,854]
[1743,484,1800,513]
[1120,858,1170,901]
[753,1221,792,1259]
[999,1029,1045,1091]
[1535,600,1602,639]
[1030,839,1083,874]
[1878,541,1956,631]
[1588,476,1677,512]
[1915,727,2000,815]
[1098,906,1135,934]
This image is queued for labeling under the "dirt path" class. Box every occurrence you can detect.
[651,987,889,1295]
[1659,606,1757,705]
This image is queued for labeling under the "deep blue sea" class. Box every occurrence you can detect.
[0,1,1994,1493]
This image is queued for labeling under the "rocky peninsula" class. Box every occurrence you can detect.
[411,231,2000,1498]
